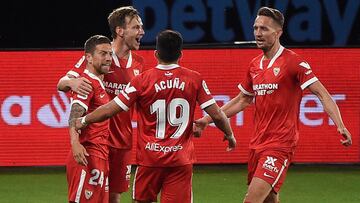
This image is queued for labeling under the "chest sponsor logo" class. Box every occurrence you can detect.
[253,83,278,96]
[273,67,280,76]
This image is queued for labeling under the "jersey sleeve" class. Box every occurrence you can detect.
[238,66,255,96]
[67,56,86,78]
[113,76,140,111]
[293,58,318,90]
[196,77,216,109]
[70,82,95,112]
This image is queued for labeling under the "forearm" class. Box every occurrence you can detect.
[57,75,72,92]
[205,93,252,123]
[84,101,122,124]
[320,95,345,129]
[68,104,86,144]
[211,109,233,136]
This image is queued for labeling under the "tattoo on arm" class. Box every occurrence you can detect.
[68,103,86,127]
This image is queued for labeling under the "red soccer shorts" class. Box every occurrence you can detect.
[66,152,109,203]
[108,147,132,193]
[133,164,193,203]
[247,148,294,192]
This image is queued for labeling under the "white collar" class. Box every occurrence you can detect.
[156,64,180,70]
[84,69,105,89]
[112,49,133,69]
[260,45,284,69]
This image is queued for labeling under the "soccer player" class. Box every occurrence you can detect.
[193,7,352,203]
[67,35,112,203]
[71,30,236,203]
[57,6,145,203]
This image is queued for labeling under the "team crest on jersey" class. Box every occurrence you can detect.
[273,67,280,76]
[84,189,93,199]
[133,69,140,76]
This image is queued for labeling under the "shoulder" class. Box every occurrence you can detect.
[249,53,263,65]
[282,48,303,63]
[132,51,144,63]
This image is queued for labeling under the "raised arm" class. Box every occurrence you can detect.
[203,102,236,151]
[307,81,352,147]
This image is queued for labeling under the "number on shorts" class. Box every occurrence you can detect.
[88,169,104,187]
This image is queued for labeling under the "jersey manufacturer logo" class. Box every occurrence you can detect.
[263,172,274,179]
[133,69,140,76]
[252,73,259,79]
[84,189,93,199]
[273,67,280,76]
[100,93,106,98]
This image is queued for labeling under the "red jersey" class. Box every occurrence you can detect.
[71,69,110,160]
[68,51,144,149]
[113,64,216,167]
[239,46,318,150]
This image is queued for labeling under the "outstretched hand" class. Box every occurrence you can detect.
[193,118,209,137]
[338,128,352,147]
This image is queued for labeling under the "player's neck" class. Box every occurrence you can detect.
[86,65,103,79]
[263,42,281,60]
[158,59,179,65]
[112,39,130,60]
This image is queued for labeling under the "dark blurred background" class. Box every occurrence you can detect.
[1,0,359,49]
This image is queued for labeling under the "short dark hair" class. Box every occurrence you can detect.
[257,7,284,28]
[108,6,140,39]
[156,30,183,63]
[84,35,111,54]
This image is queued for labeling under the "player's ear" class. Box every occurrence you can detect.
[116,26,125,38]
[85,53,93,64]
[154,50,159,60]
[277,29,283,38]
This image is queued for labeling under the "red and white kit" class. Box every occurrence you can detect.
[66,69,110,203]
[239,46,318,192]
[114,64,216,202]
[67,51,144,192]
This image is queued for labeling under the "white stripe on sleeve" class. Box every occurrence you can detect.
[300,77,318,90]
[200,99,216,109]
[113,97,129,111]
[238,84,254,96]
